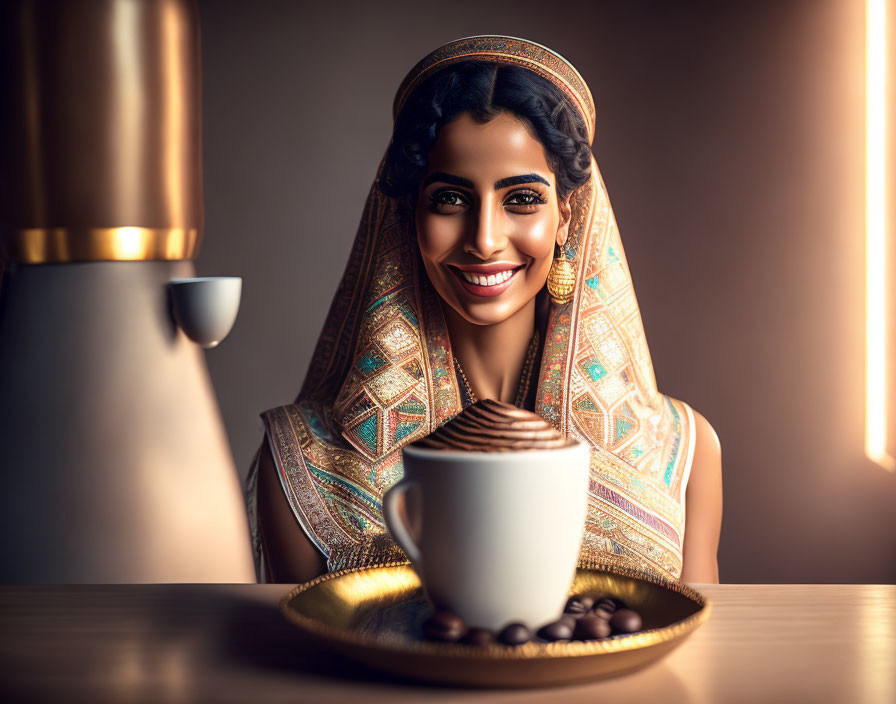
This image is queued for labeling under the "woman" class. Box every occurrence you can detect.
[247,36,722,584]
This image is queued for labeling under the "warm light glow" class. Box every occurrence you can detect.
[116,227,148,259]
[162,0,184,225]
[112,0,143,218]
[866,0,894,470]
[859,589,896,703]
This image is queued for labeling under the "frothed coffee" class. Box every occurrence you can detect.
[384,400,590,631]
[413,399,576,452]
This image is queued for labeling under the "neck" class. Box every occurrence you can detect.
[443,300,536,405]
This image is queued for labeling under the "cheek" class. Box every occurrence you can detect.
[416,212,463,263]
[511,213,558,261]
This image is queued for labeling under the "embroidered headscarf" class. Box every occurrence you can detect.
[248,36,694,580]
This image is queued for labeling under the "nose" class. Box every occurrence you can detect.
[464,200,508,260]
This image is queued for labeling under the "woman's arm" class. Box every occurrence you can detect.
[680,409,723,583]
[256,439,328,583]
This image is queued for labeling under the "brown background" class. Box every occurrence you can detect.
[194,0,896,583]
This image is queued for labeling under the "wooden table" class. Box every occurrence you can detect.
[0,584,893,703]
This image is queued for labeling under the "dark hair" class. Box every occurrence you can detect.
[380,61,592,201]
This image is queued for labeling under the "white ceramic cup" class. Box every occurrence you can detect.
[168,277,241,349]
[384,441,590,631]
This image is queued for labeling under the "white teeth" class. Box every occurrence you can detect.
[460,269,516,286]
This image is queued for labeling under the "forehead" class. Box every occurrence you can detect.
[425,111,553,183]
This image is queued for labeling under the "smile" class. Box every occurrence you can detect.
[448,263,525,298]
[459,269,515,286]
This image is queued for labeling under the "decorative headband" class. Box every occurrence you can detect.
[392,35,596,146]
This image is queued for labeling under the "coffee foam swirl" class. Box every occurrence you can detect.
[412,399,575,452]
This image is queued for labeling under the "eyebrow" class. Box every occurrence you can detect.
[422,172,552,190]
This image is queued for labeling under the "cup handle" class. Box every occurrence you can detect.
[382,479,422,566]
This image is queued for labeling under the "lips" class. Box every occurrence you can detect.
[448,263,525,298]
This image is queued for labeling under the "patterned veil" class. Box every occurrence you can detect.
[247,36,694,581]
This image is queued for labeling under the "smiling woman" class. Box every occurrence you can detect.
[382,58,591,410]
[416,113,567,403]
[247,36,721,586]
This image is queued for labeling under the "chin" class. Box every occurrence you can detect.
[446,298,528,327]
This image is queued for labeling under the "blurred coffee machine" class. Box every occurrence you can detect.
[0,0,255,581]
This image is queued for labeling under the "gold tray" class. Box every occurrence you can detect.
[281,561,710,688]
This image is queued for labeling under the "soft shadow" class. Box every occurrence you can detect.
[214,592,405,685]
[145,587,437,688]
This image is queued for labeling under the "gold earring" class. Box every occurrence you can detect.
[547,243,575,305]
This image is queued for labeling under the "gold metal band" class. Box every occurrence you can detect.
[8,227,201,263]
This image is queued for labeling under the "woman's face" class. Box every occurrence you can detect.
[415,111,570,327]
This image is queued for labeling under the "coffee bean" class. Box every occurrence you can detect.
[593,605,614,621]
[564,597,588,616]
[537,618,575,641]
[579,596,595,610]
[498,622,532,646]
[422,611,465,642]
[559,614,577,629]
[573,615,611,640]
[460,627,495,646]
[595,598,617,614]
[610,608,643,634]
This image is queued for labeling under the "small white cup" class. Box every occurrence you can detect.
[384,441,590,632]
[168,277,242,349]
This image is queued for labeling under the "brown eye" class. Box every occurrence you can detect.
[505,190,547,210]
[428,190,469,213]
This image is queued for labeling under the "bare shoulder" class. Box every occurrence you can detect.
[680,406,723,583]
[691,408,722,467]
[686,407,722,514]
